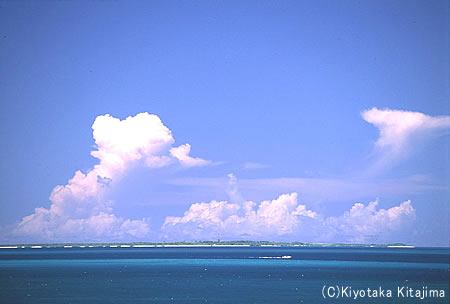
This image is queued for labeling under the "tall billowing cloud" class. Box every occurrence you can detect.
[362,108,450,170]
[15,113,211,241]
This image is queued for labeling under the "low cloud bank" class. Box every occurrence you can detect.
[163,192,415,243]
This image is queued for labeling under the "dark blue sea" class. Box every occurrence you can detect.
[0,246,448,303]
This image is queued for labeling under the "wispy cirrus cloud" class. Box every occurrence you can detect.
[170,144,212,167]
[362,108,450,171]
[167,175,444,206]
[243,162,270,169]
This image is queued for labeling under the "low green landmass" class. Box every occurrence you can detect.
[0,240,411,248]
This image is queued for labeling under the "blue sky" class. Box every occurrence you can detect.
[0,1,448,246]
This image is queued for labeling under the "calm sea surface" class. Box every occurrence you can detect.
[0,247,448,303]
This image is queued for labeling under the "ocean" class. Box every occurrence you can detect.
[0,246,448,303]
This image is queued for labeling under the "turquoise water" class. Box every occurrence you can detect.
[0,247,448,303]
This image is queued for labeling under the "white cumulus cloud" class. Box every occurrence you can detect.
[91,113,175,176]
[15,112,211,242]
[324,200,415,243]
[163,192,415,243]
[162,192,317,240]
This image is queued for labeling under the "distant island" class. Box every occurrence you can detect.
[0,240,413,248]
